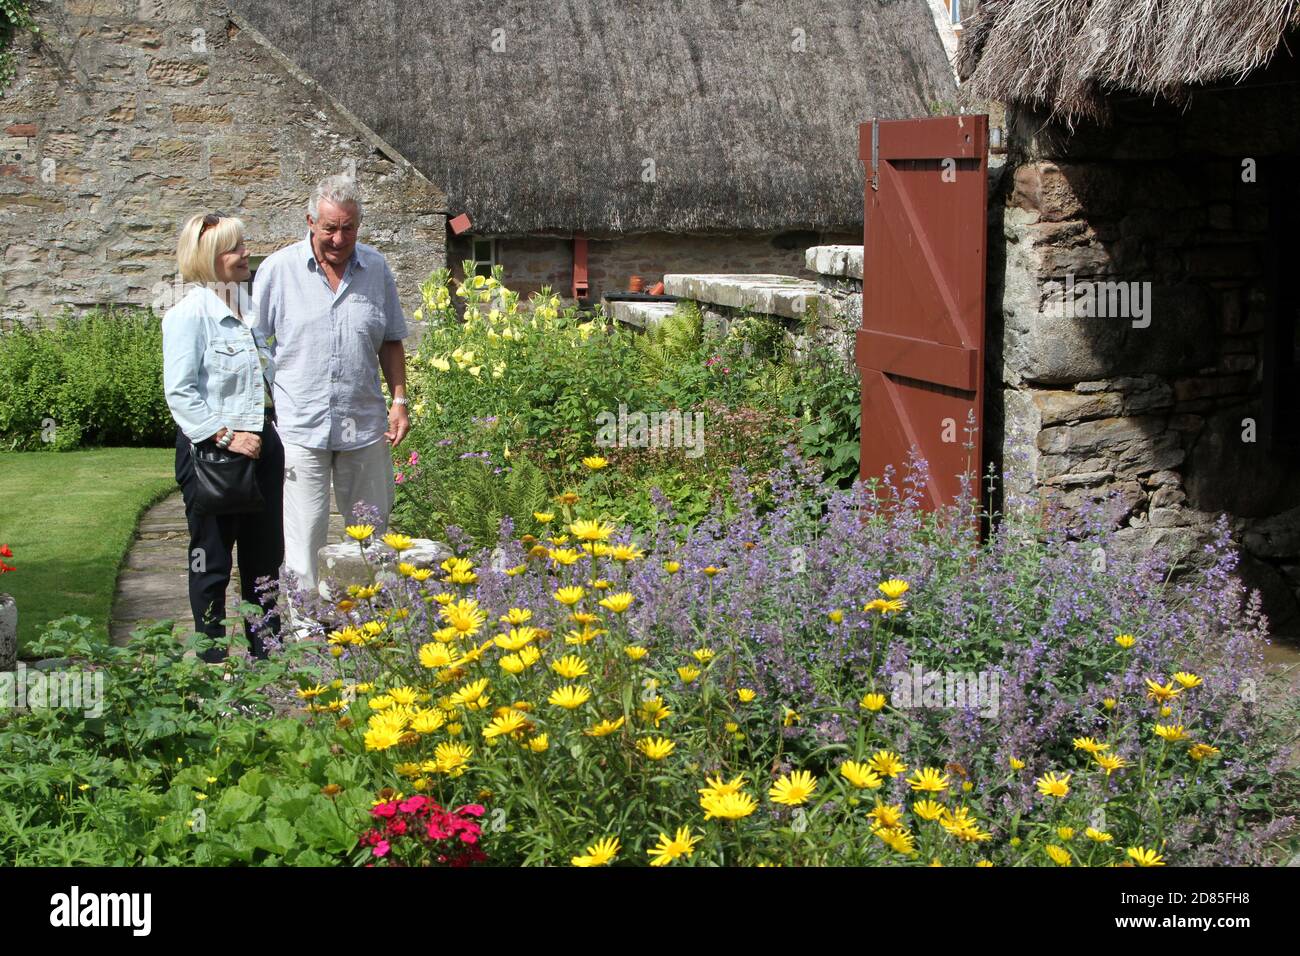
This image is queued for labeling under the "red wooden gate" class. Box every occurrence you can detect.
[857,115,989,508]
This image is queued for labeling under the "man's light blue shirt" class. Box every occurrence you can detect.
[252,235,407,451]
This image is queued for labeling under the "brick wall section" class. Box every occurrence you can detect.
[448,231,860,304]
[0,0,446,323]
[996,90,1300,625]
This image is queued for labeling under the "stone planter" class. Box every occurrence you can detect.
[0,593,16,672]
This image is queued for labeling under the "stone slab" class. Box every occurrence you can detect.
[606,299,677,330]
[805,244,863,280]
[663,274,839,321]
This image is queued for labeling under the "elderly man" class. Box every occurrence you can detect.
[252,173,409,593]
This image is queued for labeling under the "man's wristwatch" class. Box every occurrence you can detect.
[391,397,409,407]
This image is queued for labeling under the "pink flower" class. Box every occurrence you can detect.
[394,471,405,484]
[371,801,398,818]
[408,450,420,466]
[398,795,429,813]
[456,804,485,817]
[373,840,390,858]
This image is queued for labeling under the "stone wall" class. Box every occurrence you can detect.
[995,87,1300,627]
[0,0,447,323]
[448,230,860,305]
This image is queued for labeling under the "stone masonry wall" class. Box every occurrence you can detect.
[996,89,1300,626]
[448,230,860,305]
[0,0,447,323]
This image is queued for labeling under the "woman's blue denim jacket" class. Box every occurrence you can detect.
[162,284,274,442]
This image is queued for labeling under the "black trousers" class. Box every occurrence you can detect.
[174,420,285,662]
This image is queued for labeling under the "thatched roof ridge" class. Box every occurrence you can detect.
[958,0,1300,123]
[227,0,955,234]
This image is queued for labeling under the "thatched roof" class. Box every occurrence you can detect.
[227,0,955,234]
[958,0,1300,124]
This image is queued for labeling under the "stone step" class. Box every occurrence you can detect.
[662,273,840,321]
[805,244,863,280]
[605,299,677,330]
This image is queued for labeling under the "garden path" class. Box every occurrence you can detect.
[110,490,344,645]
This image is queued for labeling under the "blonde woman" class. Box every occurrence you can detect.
[162,213,284,662]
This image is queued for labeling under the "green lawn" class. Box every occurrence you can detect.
[0,448,176,653]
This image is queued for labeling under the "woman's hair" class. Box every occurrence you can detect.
[176,213,246,283]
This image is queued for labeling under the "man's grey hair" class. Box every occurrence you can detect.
[309,173,364,221]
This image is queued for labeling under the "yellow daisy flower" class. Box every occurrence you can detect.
[585,717,625,737]
[548,684,592,710]
[866,750,908,778]
[906,767,951,793]
[570,519,615,541]
[701,791,757,820]
[551,654,589,679]
[1126,846,1166,867]
[598,592,635,613]
[839,761,884,790]
[912,799,946,821]
[1035,771,1071,798]
[1045,845,1072,867]
[636,737,676,760]
[1188,742,1221,761]
[571,835,619,867]
[769,770,818,806]
[877,579,910,599]
[1094,753,1129,775]
[647,826,701,866]
[553,586,585,606]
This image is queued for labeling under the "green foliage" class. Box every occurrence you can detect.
[394,269,867,543]
[0,309,174,450]
[0,0,37,91]
[780,341,862,487]
[0,616,368,865]
[393,449,552,548]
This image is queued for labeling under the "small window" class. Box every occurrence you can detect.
[471,239,497,278]
[949,0,962,26]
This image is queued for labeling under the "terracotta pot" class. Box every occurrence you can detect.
[628,275,644,293]
[648,281,665,295]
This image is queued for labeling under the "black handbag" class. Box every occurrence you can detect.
[188,439,265,516]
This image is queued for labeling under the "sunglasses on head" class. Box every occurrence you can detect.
[197,212,228,240]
